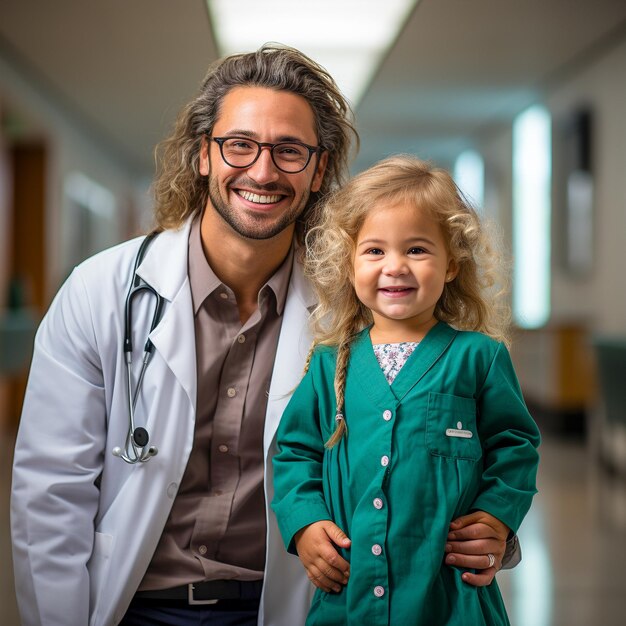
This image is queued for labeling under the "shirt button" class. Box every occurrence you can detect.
[237,334,246,344]
[218,444,229,453]
[371,544,382,556]
[373,585,385,597]
[227,387,237,398]
[380,455,389,467]
[198,545,207,555]
[220,292,228,300]
[166,482,178,499]
[373,498,383,510]
[383,410,392,421]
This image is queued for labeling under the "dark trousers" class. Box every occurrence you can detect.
[119,598,260,626]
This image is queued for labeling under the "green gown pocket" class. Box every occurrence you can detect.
[425,392,482,460]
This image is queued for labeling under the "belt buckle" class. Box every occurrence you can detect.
[188,583,219,605]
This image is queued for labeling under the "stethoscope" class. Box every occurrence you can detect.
[112,233,164,464]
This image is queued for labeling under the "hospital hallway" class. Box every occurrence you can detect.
[2,429,626,626]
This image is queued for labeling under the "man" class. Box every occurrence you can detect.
[11,45,517,626]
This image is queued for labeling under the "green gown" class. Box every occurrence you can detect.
[272,322,541,626]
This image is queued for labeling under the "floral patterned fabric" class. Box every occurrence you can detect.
[373,342,419,384]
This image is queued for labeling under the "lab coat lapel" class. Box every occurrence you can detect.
[259,255,316,626]
[263,256,315,455]
[135,221,197,410]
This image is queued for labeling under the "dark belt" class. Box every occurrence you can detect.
[135,580,263,605]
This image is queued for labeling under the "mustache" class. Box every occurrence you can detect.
[228,177,289,195]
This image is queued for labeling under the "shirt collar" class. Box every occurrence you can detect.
[188,216,222,315]
[188,215,294,317]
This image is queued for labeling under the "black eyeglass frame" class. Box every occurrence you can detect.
[210,136,324,174]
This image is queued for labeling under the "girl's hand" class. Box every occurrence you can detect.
[444,510,510,586]
[294,521,351,593]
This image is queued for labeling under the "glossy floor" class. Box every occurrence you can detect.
[2,432,626,625]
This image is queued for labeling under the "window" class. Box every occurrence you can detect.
[512,105,551,328]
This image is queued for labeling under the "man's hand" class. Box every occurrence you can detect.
[294,521,351,593]
[444,510,510,587]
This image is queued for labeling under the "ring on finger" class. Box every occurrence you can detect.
[487,553,496,568]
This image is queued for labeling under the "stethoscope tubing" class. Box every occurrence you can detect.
[113,233,164,464]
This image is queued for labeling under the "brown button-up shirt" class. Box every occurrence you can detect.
[140,217,293,589]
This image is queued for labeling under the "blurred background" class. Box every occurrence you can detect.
[1,1,626,624]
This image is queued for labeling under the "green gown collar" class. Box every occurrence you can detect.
[350,321,458,406]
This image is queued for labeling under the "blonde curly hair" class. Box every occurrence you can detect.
[304,155,511,446]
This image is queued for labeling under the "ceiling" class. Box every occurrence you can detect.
[1,0,626,178]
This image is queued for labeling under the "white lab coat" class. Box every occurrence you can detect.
[11,218,316,626]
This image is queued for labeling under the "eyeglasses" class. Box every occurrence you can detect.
[211,136,323,174]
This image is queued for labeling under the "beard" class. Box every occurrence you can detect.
[207,173,312,241]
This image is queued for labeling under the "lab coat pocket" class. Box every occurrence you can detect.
[426,392,482,460]
[88,531,114,623]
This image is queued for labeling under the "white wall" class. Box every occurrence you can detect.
[546,38,626,336]
[476,37,626,418]
[481,36,626,339]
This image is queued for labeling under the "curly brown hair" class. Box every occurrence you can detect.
[152,44,358,237]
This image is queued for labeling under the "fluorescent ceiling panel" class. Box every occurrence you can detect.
[454,149,485,212]
[513,105,552,329]
[207,0,418,106]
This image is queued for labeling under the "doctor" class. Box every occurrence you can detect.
[11,45,518,626]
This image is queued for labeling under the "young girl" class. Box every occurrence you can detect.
[272,155,540,625]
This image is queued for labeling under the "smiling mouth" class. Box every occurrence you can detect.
[379,287,415,296]
[381,287,413,292]
[237,190,284,204]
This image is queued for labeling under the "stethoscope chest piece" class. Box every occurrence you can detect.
[112,426,158,463]
[132,426,150,448]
